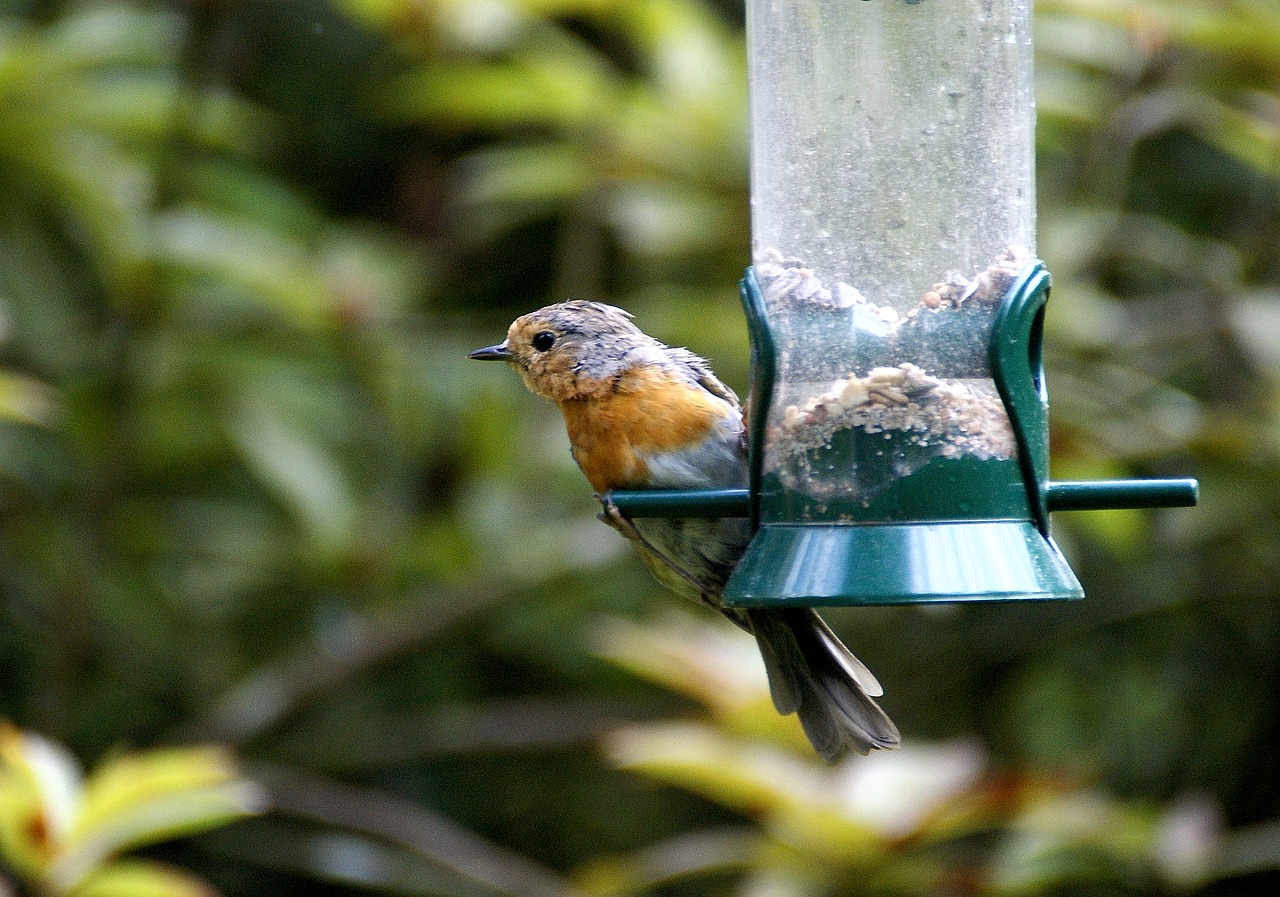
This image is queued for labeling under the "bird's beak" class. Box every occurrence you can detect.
[467,342,513,361]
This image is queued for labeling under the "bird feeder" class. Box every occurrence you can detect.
[608,0,1196,605]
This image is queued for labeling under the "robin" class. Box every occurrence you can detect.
[469,300,899,761]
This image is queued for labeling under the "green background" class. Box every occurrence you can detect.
[0,0,1277,894]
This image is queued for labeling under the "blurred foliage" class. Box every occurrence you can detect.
[0,0,1276,895]
[0,722,261,896]
[588,614,1224,896]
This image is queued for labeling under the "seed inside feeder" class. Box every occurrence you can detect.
[773,363,1015,459]
[755,246,1032,506]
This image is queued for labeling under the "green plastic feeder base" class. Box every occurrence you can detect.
[721,520,1083,607]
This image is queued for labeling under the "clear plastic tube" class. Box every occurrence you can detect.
[747,0,1036,509]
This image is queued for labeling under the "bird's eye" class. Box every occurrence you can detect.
[532,331,556,352]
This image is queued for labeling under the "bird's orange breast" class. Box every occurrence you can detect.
[559,365,733,493]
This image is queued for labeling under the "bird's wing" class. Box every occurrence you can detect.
[666,347,740,410]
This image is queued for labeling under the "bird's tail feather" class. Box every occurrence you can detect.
[747,608,900,763]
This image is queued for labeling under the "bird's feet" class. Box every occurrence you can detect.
[594,493,722,611]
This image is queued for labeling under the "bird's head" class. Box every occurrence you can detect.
[468,300,659,402]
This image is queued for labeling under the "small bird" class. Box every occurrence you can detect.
[469,300,899,761]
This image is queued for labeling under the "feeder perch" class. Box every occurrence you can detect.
[607,0,1196,606]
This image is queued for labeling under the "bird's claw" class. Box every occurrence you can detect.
[595,493,631,535]
[593,492,721,611]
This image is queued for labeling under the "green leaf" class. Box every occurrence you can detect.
[0,369,58,426]
[460,141,593,209]
[607,721,810,817]
[227,394,359,552]
[382,26,618,130]
[68,859,219,897]
[0,724,84,880]
[39,5,182,73]
[154,208,334,328]
[605,182,732,257]
[51,747,263,893]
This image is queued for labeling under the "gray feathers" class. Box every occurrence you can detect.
[747,611,805,715]
[664,346,741,408]
[747,608,900,762]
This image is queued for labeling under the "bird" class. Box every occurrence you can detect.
[468,299,899,762]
